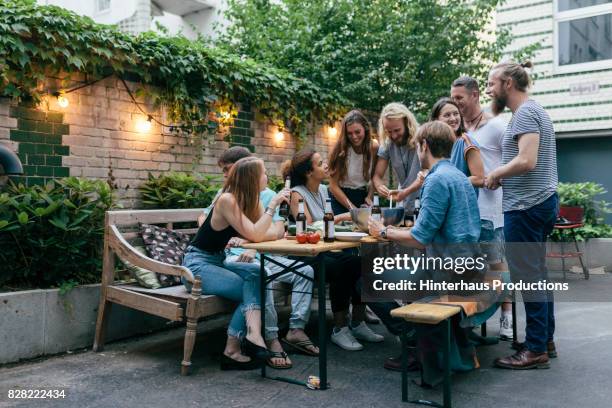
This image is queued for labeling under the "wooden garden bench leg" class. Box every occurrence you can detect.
[182,277,202,376]
[94,231,115,352]
[93,296,112,352]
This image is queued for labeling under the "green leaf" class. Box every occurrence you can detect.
[17,211,29,225]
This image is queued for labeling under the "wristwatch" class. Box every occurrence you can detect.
[380,227,388,239]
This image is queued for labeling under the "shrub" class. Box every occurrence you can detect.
[139,172,222,209]
[0,177,116,290]
[550,182,612,242]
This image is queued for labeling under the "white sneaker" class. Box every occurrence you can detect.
[331,326,364,351]
[499,314,513,341]
[351,322,384,343]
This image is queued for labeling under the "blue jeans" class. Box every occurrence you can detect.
[504,193,559,353]
[182,246,261,338]
[226,254,314,340]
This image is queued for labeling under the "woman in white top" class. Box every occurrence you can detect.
[328,110,379,215]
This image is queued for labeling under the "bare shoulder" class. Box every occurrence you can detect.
[216,192,236,207]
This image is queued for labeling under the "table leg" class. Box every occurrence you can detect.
[443,318,452,408]
[260,255,267,379]
[318,254,328,390]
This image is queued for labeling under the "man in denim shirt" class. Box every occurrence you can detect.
[368,121,481,371]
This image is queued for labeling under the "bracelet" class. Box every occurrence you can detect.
[264,207,275,217]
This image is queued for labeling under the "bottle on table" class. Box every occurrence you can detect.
[371,194,381,222]
[296,199,307,235]
[278,176,291,218]
[323,198,335,242]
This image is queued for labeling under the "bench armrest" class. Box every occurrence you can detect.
[108,224,195,283]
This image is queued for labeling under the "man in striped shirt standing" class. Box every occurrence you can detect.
[485,61,559,370]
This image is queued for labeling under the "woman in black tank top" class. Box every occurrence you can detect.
[182,157,290,369]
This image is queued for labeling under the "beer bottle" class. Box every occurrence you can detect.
[296,199,307,235]
[413,197,421,222]
[278,176,291,218]
[371,194,381,222]
[323,198,335,242]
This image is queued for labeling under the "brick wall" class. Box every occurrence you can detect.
[0,77,338,208]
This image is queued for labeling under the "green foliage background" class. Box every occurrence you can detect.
[0,178,116,290]
[218,0,513,117]
[550,182,612,242]
[0,0,345,140]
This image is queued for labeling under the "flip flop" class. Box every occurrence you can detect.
[267,350,292,369]
[281,337,319,356]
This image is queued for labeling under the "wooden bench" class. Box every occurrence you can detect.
[93,209,237,376]
[391,302,461,408]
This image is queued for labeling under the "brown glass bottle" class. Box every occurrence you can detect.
[371,194,381,222]
[278,176,291,218]
[296,199,307,235]
[323,198,335,242]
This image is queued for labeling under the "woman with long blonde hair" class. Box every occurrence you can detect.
[183,156,290,370]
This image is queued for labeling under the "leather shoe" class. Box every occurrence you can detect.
[494,349,550,369]
[384,353,420,372]
[512,340,557,358]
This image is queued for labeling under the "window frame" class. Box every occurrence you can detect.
[95,0,112,14]
[553,0,612,74]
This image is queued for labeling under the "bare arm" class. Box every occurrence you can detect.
[485,133,539,189]
[368,218,424,249]
[372,157,390,197]
[214,191,288,242]
[328,173,355,210]
[466,148,485,187]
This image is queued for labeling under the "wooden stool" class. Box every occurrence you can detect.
[391,303,462,408]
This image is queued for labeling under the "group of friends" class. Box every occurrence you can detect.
[182,60,560,374]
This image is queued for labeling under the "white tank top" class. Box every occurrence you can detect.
[340,148,368,189]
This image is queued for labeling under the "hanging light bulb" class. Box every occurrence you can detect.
[274,131,284,143]
[328,126,337,138]
[136,115,153,133]
[57,94,69,108]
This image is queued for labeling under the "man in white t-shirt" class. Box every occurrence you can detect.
[451,76,513,340]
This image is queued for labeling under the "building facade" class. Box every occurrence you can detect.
[497,0,612,220]
[38,0,224,38]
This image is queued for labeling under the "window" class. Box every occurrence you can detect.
[96,0,111,13]
[554,0,612,72]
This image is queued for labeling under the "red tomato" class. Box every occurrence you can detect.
[296,232,308,244]
[307,231,320,244]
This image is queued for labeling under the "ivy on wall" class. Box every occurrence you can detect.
[0,0,346,143]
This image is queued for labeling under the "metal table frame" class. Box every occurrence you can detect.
[259,252,329,389]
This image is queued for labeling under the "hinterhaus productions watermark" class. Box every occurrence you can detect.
[360,242,576,302]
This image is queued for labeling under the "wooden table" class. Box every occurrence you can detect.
[242,238,361,389]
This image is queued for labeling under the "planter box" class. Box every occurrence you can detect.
[0,284,171,365]
[547,238,612,272]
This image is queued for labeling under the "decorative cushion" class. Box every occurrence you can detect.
[140,223,191,287]
[123,246,161,289]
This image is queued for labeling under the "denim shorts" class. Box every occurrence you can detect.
[480,219,505,264]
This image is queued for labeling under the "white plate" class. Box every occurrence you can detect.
[334,232,368,242]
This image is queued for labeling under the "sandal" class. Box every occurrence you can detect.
[281,337,319,356]
[267,350,292,369]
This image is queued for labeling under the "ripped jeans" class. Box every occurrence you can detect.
[182,246,261,338]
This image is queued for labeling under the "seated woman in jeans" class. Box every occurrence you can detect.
[182,156,290,370]
[281,148,384,351]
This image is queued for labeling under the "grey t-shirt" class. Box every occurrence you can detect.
[377,141,421,211]
[501,99,558,212]
[292,184,330,221]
